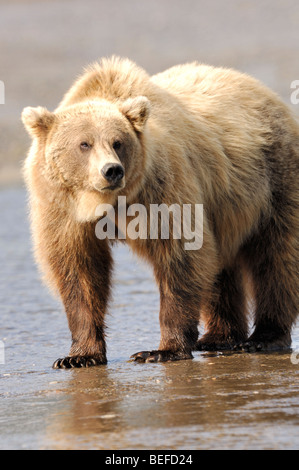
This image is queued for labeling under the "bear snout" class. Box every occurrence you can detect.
[101,163,125,187]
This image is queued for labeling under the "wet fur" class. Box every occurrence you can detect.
[22,57,299,367]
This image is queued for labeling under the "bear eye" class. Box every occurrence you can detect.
[80,142,92,151]
[112,140,122,151]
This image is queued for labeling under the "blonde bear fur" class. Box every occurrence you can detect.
[22,57,299,368]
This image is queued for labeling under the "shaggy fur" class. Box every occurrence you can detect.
[22,57,299,368]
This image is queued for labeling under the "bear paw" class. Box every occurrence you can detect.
[233,339,291,352]
[196,338,237,352]
[129,350,193,363]
[196,332,243,351]
[233,330,292,352]
[52,355,106,369]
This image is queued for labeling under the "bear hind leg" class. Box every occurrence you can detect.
[236,217,298,352]
[196,263,248,351]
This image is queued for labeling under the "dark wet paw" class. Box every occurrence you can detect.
[233,329,292,352]
[233,341,263,352]
[52,355,106,369]
[196,335,240,352]
[196,340,235,352]
[233,338,291,352]
[129,350,193,363]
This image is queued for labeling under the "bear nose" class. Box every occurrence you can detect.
[101,163,125,184]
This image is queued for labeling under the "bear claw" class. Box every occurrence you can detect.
[129,350,193,363]
[196,340,237,351]
[233,339,291,352]
[52,356,105,369]
[233,341,263,352]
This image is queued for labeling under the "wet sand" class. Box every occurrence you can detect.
[0,189,298,450]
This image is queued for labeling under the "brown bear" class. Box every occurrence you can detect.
[22,57,299,368]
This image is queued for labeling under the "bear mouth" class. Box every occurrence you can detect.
[99,181,125,192]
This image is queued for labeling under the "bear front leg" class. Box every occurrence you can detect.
[130,252,202,363]
[53,235,112,368]
[130,290,199,363]
[40,219,113,369]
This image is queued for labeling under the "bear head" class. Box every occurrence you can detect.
[22,97,150,221]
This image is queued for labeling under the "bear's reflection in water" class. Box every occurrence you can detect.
[0,191,298,450]
[44,351,299,450]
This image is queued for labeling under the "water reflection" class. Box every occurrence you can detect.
[44,352,299,449]
[0,189,298,450]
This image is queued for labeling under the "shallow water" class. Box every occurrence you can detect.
[0,188,298,450]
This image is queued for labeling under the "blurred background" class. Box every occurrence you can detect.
[1,0,299,186]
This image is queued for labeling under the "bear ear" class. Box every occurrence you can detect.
[22,106,55,138]
[120,96,150,132]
